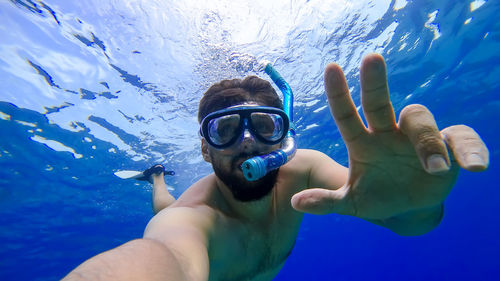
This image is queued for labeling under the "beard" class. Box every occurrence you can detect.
[210,151,279,202]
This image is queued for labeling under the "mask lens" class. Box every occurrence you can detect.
[250,112,285,142]
[207,114,241,146]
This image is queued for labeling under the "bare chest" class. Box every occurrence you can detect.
[208,214,302,281]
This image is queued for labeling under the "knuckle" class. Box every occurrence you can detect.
[442,125,484,148]
[399,104,437,135]
[363,82,388,95]
[453,137,485,153]
[416,129,443,149]
[364,101,392,114]
[461,136,482,145]
[336,109,357,121]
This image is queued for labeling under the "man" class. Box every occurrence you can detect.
[63,54,489,281]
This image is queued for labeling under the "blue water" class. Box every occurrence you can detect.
[0,0,499,280]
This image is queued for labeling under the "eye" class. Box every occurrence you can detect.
[251,113,283,139]
[217,120,238,136]
[208,114,240,144]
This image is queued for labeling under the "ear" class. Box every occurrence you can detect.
[201,139,212,163]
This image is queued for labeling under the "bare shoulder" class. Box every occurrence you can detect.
[144,174,221,241]
[144,174,225,243]
[145,205,216,242]
[281,148,347,190]
[292,148,336,163]
[140,206,214,281]
[274,149,330,194]
[284,149,343,173]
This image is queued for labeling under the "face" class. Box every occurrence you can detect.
[202,103,283,202]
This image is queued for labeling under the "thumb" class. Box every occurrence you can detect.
[291,187,350,215]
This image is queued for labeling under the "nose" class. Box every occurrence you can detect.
[240,128,257,150]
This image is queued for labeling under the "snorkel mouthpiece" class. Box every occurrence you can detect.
[242,136,296,181]
[242,150,287,181]
[242,61,297,181]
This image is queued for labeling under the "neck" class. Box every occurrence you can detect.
[213,174,275,222]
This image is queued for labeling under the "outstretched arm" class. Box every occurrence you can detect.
[62,239,197,281]
[63,207,211,281]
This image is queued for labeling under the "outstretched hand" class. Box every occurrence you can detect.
[292,54,489,220]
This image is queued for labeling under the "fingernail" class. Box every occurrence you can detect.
[427,154,450,173]
[465,154,484,168]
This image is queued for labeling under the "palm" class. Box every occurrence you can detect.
[345,128,457,219]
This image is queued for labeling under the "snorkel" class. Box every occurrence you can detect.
[241,61,297,181]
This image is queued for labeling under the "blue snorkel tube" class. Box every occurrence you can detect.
[241,61,297,181]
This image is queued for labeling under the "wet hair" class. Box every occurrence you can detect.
[198,76,283,123]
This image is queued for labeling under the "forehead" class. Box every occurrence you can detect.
[227,102,260,109]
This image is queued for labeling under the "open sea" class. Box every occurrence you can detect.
[0,0,498,280]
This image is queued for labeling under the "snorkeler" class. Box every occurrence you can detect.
[63,53,489,281]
